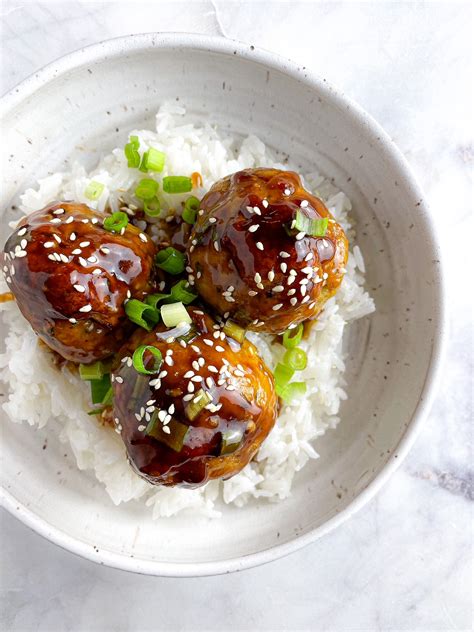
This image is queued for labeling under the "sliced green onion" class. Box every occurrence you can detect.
[294,210,328,237]
[90,374,111,404]
[101,385,113,406]
[163,176,193,194]
[145,147,166,172]
[223,320,246,343]
[125,299,160,331]
[79,361,106,381]
[143,196,161,217]
[278,381,307,403]
[185,388,212,421]
[124,143,140,168]
[132,345,163,375]
[282,323,304,349]
[168,280,197,305]
[87,408,105,416]
[145,415,189,452]
[283,347,308,371]
[155,247,186,274]
[135,178,159,200]
[145,292,170,310]
[220,427,245,455]
[138,153,148,173]
[273,362,295,391]
[182,196,200,224]
[161,302,192,327]
[85,180,104,201]
[129,136,140,149]
[103,211,128,233]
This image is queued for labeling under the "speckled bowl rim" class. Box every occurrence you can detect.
[0,32,446,577]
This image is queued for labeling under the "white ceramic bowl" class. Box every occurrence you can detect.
[0,33,445,576]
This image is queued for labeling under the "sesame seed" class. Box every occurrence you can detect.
[262,199,269,208]
[248,290,257,297]
[134,413,142,422]
[234,369,245,377]
[191,375,202,382]
[139,233,147,242]
[209,217,217,224]
[226,385,235,391]
[69,317,77,324]
[53,208,65,215]
[215,345,225,353]
[213,241,220,252]
[79,304,92,312]
[268,270,275,282]
[288,288,296,296]
[191,345,200,353]
[53,235,61,245]
[213,331,220,339]
[115,376,124,384]
[187,382,195,393]
[300,278,309,285]
[302,295,310,303]
[309,301,316,309]
[92,268,101,275]
[65,216,74,224]
[272,285,284,292]
[217,379,226,386]
[323,272,329,280]
[254,272,262,283]
[168,403,175,414]
[253,206,261,215]
[290,297,298,306]
[138,425,146,432]
[279,251,290,258]
[15,251,27,258]
[203,339,213,347]
[149,378,161,388]
[301,285,307,296]
[224,296,235,302]
[44,241,55,248]
[71,248,82,255]
[192,361,200,371]
[70,232,76,241]
[208,366,218,373]
[287,276,295,286]
[272,303,283,311]
[158,410,167,422]
[73,284,85,292]
[47,254,56,262]
[300,200,309,208]
[158,370,168,378]
[256,242,264,251]
[163,426,171,435]
[304,252,314,261]
[284,188,291,195]
[184,370,195,378]
[296,232,306,240]
[87,256,97,263]
[302,266,313,274]
[17,227,27,236]
[183,393,194,402]
[164,356,174,366]
[59,254,69,263]
[79,241,90,247]
[280,262,288,273]
[257,283,264,290]
[79,257,88,267]
[249,224,259,233]
[20,239,28,249]
[50,218,61,224]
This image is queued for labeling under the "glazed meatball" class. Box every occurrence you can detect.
[187,168,348,334]
[111,307,277,487]
[1,202,156,363]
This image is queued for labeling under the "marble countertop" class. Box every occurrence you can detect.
[1,2,472,630]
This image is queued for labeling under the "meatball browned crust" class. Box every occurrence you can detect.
[111,307,277,487]
[1,202,157,363]
[187,168,348,333]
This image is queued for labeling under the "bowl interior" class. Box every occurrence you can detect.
[0,36,442,574]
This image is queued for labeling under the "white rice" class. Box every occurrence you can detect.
[0,103,375,518]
